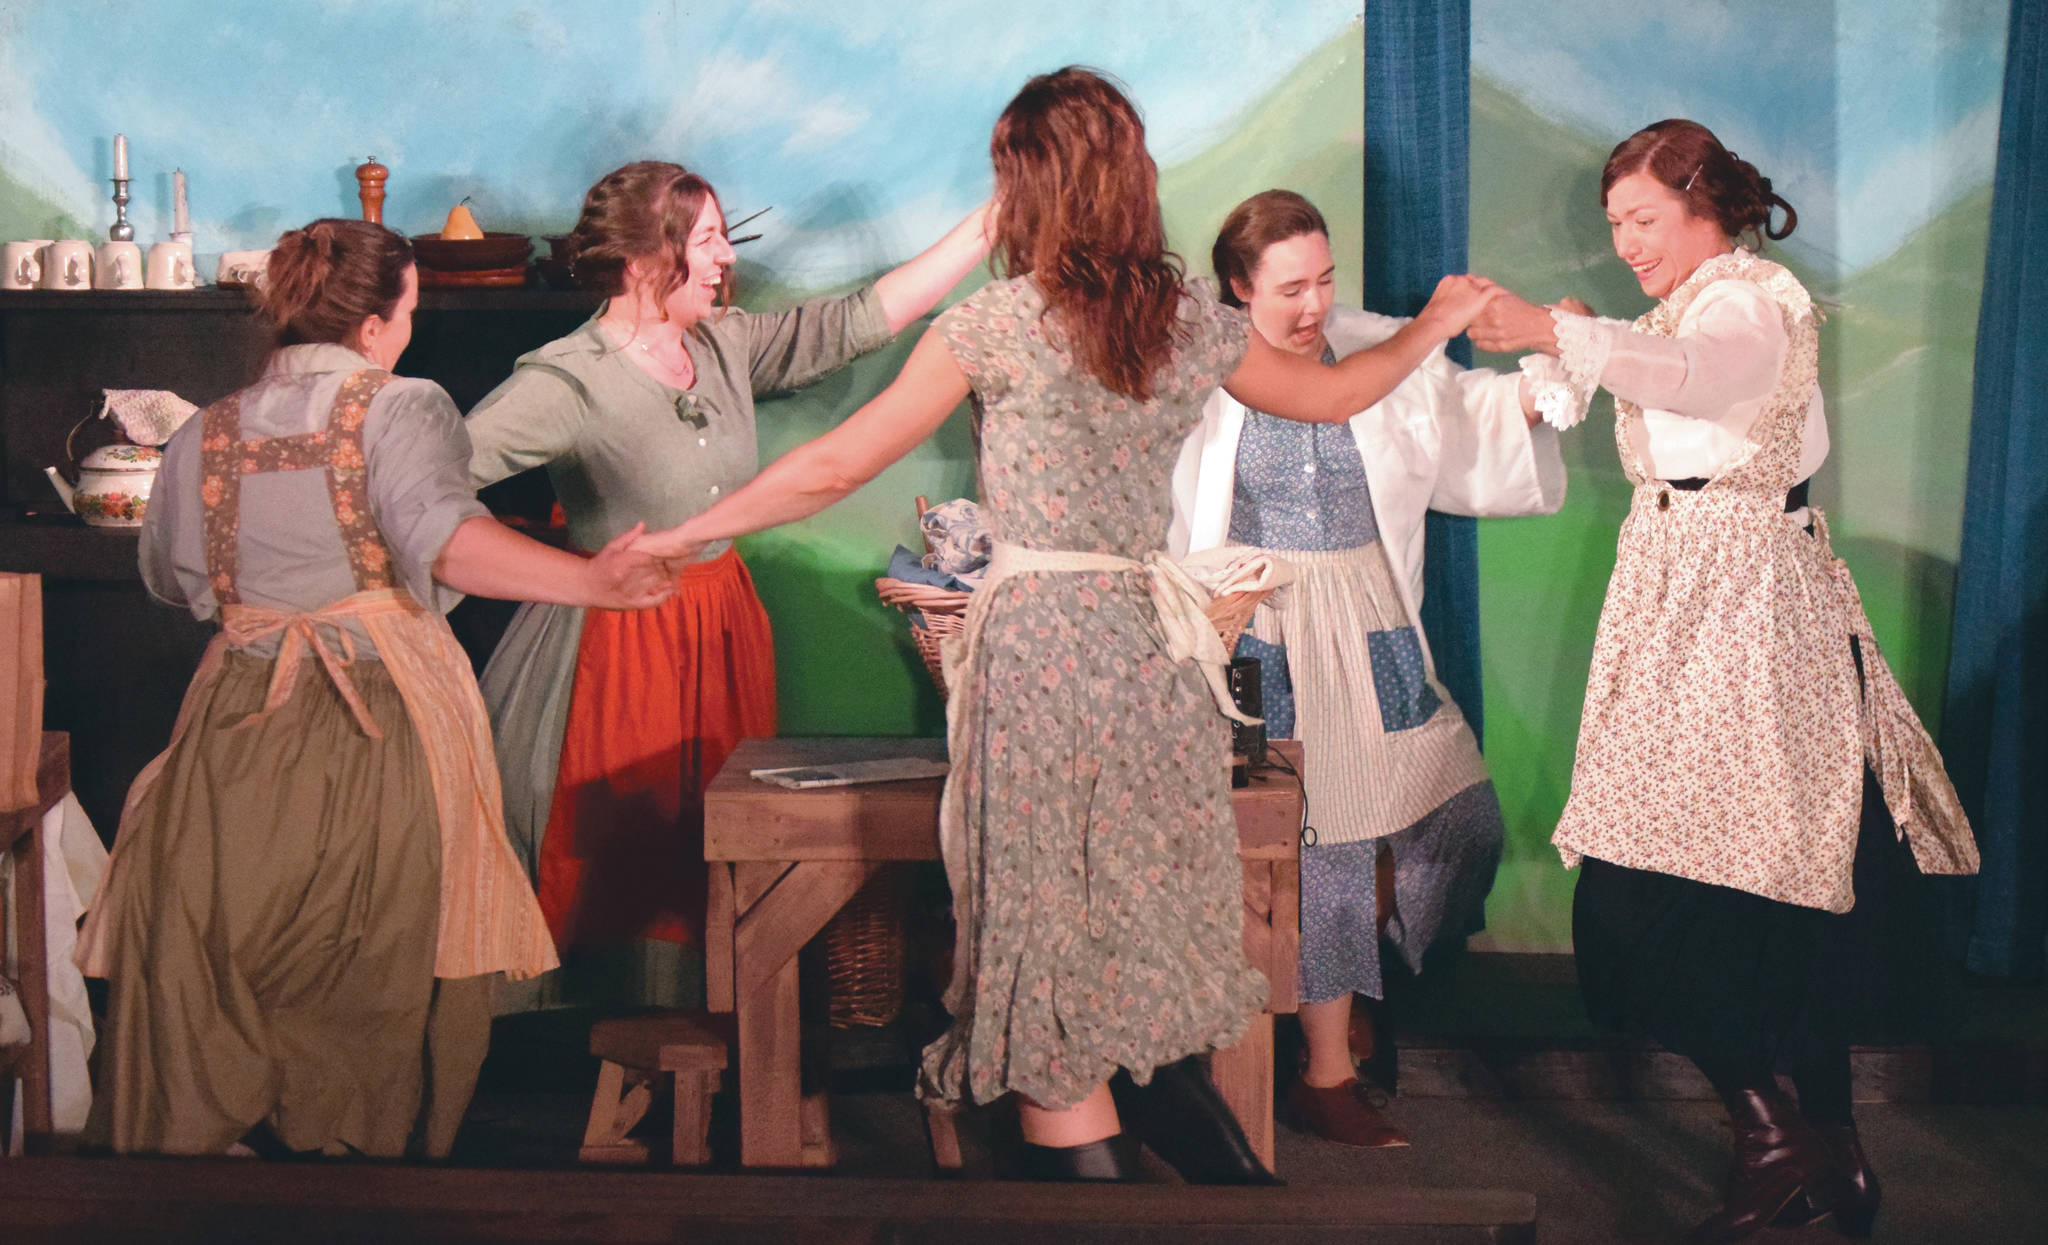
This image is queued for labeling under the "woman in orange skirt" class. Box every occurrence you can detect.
[467,162,991,1001]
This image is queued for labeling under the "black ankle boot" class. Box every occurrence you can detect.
[1111,1056,1282,1186]
[1017,1133,1144,1182]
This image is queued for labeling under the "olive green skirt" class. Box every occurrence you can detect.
[98,650,488,1157]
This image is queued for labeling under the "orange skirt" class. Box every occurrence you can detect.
[535,547,776,947]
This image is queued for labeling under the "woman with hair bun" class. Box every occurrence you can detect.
[634,67,1500,1181]
[1473,119,1979,1241]
[465,163,992,1000]
[78,218,675,1158]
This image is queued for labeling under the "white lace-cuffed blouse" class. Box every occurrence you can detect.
[1524,277,1829,517]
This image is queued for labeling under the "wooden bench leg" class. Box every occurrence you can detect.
[1210,1013,1276,1171]
[671,1067,720,1167]
[579,1060,657,1164]
[799,1091,836,1168]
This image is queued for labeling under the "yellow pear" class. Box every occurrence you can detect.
[441,200,484,240]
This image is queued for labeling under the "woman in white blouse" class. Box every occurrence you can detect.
[1170,190,1566,1149]
[1474,120,1976,1243]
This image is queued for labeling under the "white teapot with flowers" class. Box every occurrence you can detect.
[43,389,197,528]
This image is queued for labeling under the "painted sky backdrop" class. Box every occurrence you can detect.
[0,1,2010,954]
[0,0,1362,284]
[1472,0,2007,275]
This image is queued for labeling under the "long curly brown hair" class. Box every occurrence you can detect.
[562,160,723,314]
[988,67,1187,401]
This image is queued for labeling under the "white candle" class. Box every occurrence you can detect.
[112,133,128,180]
[173,169,189,234]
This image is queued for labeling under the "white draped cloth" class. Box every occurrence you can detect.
[6,793,105,1148]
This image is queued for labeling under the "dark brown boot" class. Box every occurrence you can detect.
[1813,1122,1880,1237]
[1771,1119,1883,1236]
[1689,1086,1830,1244]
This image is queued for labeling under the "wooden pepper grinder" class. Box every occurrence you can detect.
[355,158,389,224]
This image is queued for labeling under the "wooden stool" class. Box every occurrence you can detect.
[580,1013,729,1166]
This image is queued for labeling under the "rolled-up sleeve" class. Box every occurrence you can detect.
[365,379,491,613]
[736,285,892,395]
[138,418,199,609]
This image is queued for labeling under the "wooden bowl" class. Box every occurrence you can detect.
[410,231,532,272]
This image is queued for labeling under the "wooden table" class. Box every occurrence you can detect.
[703,736,1302,1170]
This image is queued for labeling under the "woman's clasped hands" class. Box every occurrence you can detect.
[1417,272,1502,338]
[627,520,708,572]
[584,521,682,608]
[1468,289,1595,355]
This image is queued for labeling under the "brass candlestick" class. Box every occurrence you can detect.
[355,158,388,224]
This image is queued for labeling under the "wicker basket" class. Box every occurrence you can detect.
[873,577,970,698]
[821,870,905,1029]
[880,575,1271,699]
[880,498,1274,695]
[1204,585,1268,656]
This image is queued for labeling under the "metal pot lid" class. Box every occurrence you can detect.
[79,443,162,471]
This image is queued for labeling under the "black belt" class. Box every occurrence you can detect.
[1660,477,1810,513]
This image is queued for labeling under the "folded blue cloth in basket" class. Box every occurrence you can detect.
[886,545,975,592]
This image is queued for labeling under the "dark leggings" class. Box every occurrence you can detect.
[1693,1049,1855,1126]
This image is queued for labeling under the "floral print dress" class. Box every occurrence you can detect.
[917,277,1272,1110]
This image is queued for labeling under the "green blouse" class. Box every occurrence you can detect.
[466,285,891,556]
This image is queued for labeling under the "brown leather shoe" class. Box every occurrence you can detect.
[1285,1075,1410,1149]
[1772,1121,1880,1237]
[1689,1086,1829,1244]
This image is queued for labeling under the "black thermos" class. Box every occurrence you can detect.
[1227,656,1265,770]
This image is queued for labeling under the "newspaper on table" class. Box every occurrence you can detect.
[749,756,950,789]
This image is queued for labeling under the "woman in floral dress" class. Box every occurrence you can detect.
[1473,120,1978,1241]
[636,68,1498,1181]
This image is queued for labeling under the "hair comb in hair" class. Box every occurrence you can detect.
[725,205,771,247]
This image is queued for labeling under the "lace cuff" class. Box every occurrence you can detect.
[1521,311,1635,431]
[1517,354,1589,431]
[1554,310,1623,391]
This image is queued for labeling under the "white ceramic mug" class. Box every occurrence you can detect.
[95,240,144,290]
[145,240,195,289]
[215,248,271,287]
[40,240,93,290]
[2,240,47,290]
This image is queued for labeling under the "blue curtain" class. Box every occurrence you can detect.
[1942,0,2048,981]
[1363,0,1482,741]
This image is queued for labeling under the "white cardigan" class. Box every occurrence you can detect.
[1169,305,1568,642]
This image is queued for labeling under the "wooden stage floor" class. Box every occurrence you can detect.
[0,1157,1537,1244]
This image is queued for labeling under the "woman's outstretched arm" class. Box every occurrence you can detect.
[635,328,970,560]
[1223,274,1498,423]
[434,518,674,608]
[874,201,996,333]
